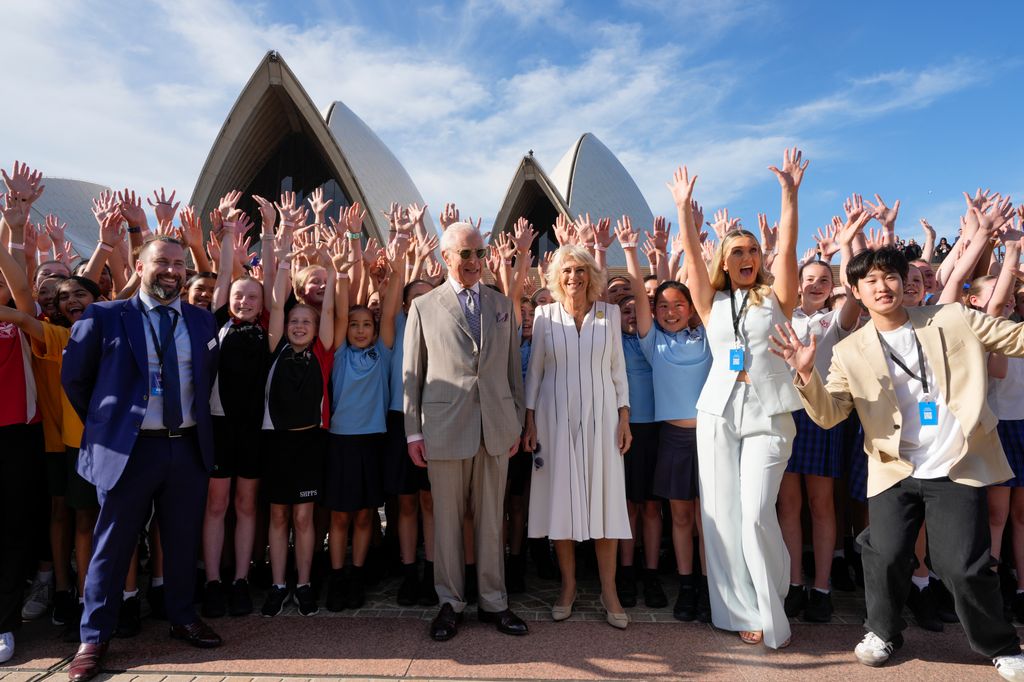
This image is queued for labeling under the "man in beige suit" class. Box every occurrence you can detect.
[403,222,526,641]
[772,247,1024,680]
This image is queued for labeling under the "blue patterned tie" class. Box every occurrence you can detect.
[461,289,481,346]
[156,306,182,430]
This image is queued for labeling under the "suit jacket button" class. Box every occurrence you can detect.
[893,424,900,430]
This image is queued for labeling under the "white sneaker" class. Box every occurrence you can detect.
[854,632,897,667]
[995,653,1024,681]
[21,576,53,620]
[0,631,14,664]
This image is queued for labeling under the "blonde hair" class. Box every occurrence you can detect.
[708,230,772,309]
[967,274,997,309]
[292,264,327,305]
[546,245,606,304]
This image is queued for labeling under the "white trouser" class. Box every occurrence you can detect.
[697,382,795,649]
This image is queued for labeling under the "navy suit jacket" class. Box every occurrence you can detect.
[62,295,219,491]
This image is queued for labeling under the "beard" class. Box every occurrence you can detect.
[144,274,183,302]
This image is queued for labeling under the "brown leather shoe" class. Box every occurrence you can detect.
[169,620,222,648]
[68,642,108,681]
[477,608,529,635]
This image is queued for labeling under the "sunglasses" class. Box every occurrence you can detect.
[456,248,488,260]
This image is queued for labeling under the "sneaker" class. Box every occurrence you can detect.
[696,578,712,623]
[854,631,900,667]
[930,577,959,623]
[907,583,943,632]
[52,589,76,626]
[417,562,439,606]
[830,556,856,592]
[326,570,347,612]
[344,567,366,610]
[228,579,253,617]
[616,566,637,608]
[115,595,141,638]
[673,585,696,622]
[994,653,1024,681]
[261,585,289,617]
[148,584,167,620]
[784,585,806,617]
[643,570,668,608]
[397,565,419,606]
[21,576,53,620]
[804,589,833,623]
[0,632,13,664]
[294,584,319,616]
[201,580,227,618]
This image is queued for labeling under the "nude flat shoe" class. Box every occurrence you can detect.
[600,595,629,630]
[739,630,763,645]
[551,591,576,621]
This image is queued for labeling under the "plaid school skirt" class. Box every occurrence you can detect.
[842,413,868,503]
[996,419,1024,488]
[785,409,843,478]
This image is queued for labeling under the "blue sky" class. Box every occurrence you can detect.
[2,0,1021,253]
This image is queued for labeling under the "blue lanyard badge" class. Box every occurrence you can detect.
[729,347,744,371]
[919,401,938,426]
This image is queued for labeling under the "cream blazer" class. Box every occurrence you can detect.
[402,283,525,460]
[796,303,1024,497]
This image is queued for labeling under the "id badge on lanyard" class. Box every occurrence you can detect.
[919,398,938,426]
[729,347,745,371]
[729,289,749,372]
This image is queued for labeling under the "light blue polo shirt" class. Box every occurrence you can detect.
[622,334,656,424]
[638,325,712,421]
[330,337,392,435]
[388,312,407,413]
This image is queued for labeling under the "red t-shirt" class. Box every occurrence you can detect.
[0,320,39,427]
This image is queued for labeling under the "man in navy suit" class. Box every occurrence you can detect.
[62,236,222,681]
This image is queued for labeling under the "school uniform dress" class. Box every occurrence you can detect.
[325,338,391,512]
[210,306,268,480]
[622,333,658,503]
[696,289,800,650]
[526,301,631,542]
[260,339,332,505]
[637,324,712,501]
[989,357,1024,487]
[787,307,845,478]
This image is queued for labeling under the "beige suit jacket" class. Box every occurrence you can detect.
[796,303,1024,497]
[403,283,525,460]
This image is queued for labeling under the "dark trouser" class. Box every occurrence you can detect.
[81,432,207,643]
[0,423,44,634]
[860,476,1020,658]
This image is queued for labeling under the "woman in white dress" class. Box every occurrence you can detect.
[523,244,632,628]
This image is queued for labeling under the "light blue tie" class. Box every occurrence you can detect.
[461,289,480,346]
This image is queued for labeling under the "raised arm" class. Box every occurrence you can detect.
[938,209,1002,304]
[82,212,123,288]
[0,196,39,315]
[666,166,713,321]
[616,216,653,338]
[267,234,293,352]
[767,147,809,318]
[378,221,411,349]
[920,218,936,264]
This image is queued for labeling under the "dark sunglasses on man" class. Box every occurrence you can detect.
[457,248,488,260]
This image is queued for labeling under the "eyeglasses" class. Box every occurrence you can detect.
[456,248,488,260]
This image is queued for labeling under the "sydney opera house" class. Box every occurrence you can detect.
[39,51,656,270]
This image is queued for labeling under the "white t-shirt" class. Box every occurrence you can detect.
[791,306,847,379]
[989,356,1024,421]
[878,322,964,479]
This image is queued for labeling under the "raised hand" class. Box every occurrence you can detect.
[117,189,149,230]
[486,244,501,277]
[496,232,517,261]
[44,214,67,249]
[23,220,38,254]
[425,259,444,283]
[975,194,1015,234]
[573,213,596,246]
[843,193,866,223]
[650,215,670,252]
[408,202,428,229]
[641,236,659,265]
[665,166,697,209]
[179,206,203,248]
[690,201,704,233]
[306,186,333,224]
[814,222,840,259]
[416,233,439,261]
[218,190,243,219]
[710,208,740,240]
[769,322,817,381]
[964,188,995,211]
[865,227,886,250]
[343,202,367,235]
[513,217,536,254]
[252,195,277,235]
[1,161,45,206]
[98,212,124,246]
[758,213,778,253]
[919,218,936,241]
[594,217,614,250]
[438,203,460,231]
[3,194,32,231]
[865,193,900,230]
[92,190,119,224]
[800,247,817,265]
[553,214,577,245]
[615,216,637,248]
[362,236,382,264]
[768,146,809,192]
[147,188,180,228]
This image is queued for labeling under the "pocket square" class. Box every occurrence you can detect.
[207,338,217,350]
[495,312,509,323]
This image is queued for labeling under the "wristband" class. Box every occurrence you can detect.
[278,263,291,271]
[127,227,141,234]
[337,273,350,280]
[503,258,513,265]
[345,232,362,240]
[394,233,410,241]
[99,242,114,253]
[595,245,607,252]
[11,243,24,250]
[620,242,637,249]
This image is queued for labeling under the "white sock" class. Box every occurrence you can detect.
[37,570,54,583]
[273,583,287,590]
[296,582,310,589]
[78,597,84,605]
[151,577,164,588]
[123,589,138,600]
[813,587,830,595]
[832,549,845,559]
[1017,589,1024,595]
[911,575,930,590]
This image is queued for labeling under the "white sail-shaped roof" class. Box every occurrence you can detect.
[30,177,111,263]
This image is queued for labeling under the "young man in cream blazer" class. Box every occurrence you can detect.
[772,247,1024,681]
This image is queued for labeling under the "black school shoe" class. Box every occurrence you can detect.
[674,586,696,622]
[397,564,419,606]
[52,589,77,626]
[260,585,289,617]
[643,569,668,608]
[784,585,806,617]
[326,570,347,612]
[343,566,366,610]
[929,577,958,623]
[616,566,637,608]
[696,577,712,623]
[830,556,856,592]
[148,584,167,620]
[803,589,833,623]
[229,579,253,616]
[294,584,319,616]
[201,580,227,618]
[418,561,439,606]
[115,595,142,637]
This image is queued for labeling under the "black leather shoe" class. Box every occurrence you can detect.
[68,641,108,682]
[430,603,462,641]
[169,619,223,648]
[115,595,142,638]
[477,608,528,636]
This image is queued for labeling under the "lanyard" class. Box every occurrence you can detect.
[140,301,180,369]
[729,288,750,345]
[878,330,929,396]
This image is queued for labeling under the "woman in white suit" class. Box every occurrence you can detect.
[523,244,632,629]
